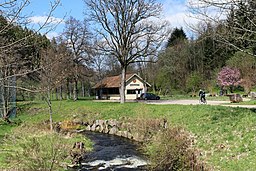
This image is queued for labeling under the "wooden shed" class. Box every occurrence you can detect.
[93,73,151,100]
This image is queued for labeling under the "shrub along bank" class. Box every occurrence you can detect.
[0,100,256,170]
[0,123,92,171]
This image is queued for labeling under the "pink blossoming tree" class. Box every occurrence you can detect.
[217,67,241,93]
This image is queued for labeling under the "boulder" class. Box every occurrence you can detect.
[133,132,144,142]
[95,120,100,126]
[116,131,122,137]
[228,94,243,103]
[108,119,118,127]
[104,127,109,134]
[98,125,104,132]
[121,131,128,138]
[86,125,91,131]
[127,132,133,139]
[250,92,256,99]
[98,120,105,125]
[109,126,118,135]
[91,123,96,131]
[95,125,100,132]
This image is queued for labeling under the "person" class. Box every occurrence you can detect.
[199,89,206,103]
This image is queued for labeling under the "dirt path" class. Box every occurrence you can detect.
[146,99,256,109]
[94,99,256,109]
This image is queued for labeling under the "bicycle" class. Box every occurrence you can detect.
[199,98,207,104]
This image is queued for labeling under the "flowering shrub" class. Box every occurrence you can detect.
[217,67,241,92]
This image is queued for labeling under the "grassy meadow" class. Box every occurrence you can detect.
[1,98,256,170]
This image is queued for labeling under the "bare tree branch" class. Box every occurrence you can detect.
[187,0,256,57]
[85,0,170,103]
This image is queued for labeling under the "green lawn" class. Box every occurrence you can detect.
[1,99,256,170]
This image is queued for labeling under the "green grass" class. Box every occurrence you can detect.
[0,123,16,141]
[0,121,19,166]
[2,99,256,170]
[1,126,93,170]
[237,99,256,105]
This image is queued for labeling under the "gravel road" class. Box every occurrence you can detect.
[145,99,256,109]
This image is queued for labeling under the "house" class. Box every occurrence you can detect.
[93,73,151,100]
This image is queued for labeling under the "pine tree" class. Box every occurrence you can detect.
[166,27,187,48]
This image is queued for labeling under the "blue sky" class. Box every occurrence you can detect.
[24,0,197,39]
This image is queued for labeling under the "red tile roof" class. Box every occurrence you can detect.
[93,73,142,89]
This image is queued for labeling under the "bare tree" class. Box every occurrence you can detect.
[84,0,169,103]
[0,0,61,121]
[188,0,256,57]
[40,44,69,130]
[62,17,92,101]
[91,41,107,81]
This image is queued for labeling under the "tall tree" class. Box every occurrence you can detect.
[188,0,256,56]
[156,41,190,94]
[166,27,187,48]
[62,17,92,101]
[195,23,233,77]
[40,40,71,130]
[0,0,60,121]
[84,0,169,103]
[226,51,256,93]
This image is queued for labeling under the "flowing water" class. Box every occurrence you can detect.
[75,131,148,171]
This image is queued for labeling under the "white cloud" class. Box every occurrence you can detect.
[161,0,231,37]
[186,0,231,19]
[46,32,60,39]
[187,0,237,6]
[164,11,199,28]
[29,16,64,25]
[161,0,200,36]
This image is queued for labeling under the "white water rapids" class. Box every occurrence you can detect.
[78,131,148,171]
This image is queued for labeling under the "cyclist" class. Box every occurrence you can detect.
[199,89,206,104]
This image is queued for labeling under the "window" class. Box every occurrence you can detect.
[101,88,119,94]
[127,89,142,94]
[130,84,140,86]
[108,88,119,94]
[127,90,136,94]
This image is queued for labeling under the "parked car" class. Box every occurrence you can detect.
[137,93,160,100]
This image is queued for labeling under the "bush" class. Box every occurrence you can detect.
[144,127,206,171]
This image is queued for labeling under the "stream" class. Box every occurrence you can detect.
[75,131,148,171]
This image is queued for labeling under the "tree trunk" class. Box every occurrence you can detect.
[51,90,53,100]
[55,88,58,100]
[120,67,126,103]
[66,79,70,99]
[0,80,7,118]
[88,81,91,97]
[153,81,156,94]
[230,85,234,93]
[60,86,63,100]
[73,62,79,101]
[81,81,85,97]
[46,87,53,131]
[48,102,53,131]
[69,83,72,99]
[73,80,78,101]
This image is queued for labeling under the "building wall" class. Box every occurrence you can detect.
[125,77,146,100]
[99,75,148,100]
[109,94,120,100]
